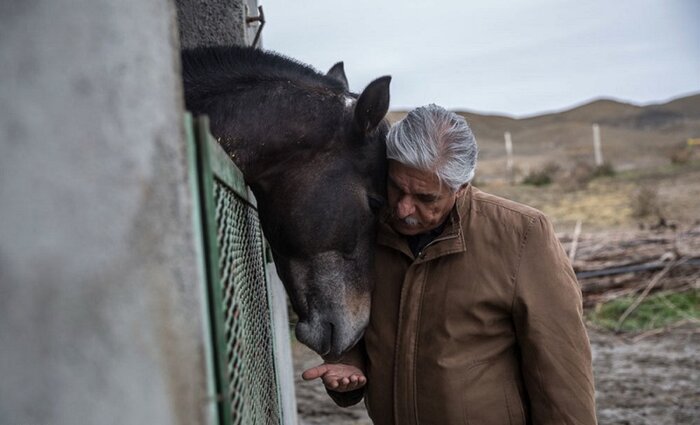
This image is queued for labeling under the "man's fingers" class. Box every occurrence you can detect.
[303,362,367,392]
[339,381,365,392]
[302,364,329,381]
[322,374,367,392]
[322,374,338,388]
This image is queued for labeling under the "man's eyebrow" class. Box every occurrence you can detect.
[388,176,439,198]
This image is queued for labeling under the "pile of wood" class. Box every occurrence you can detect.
[558,225,700,309]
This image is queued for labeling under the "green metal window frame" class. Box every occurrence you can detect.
[185,113,283,425]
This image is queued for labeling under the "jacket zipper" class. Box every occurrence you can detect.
[406,231,460,423]
[416,232,459,259]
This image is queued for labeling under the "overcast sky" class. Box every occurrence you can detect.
[261,0,699,117]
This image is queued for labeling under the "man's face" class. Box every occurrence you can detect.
[387,160,466,236]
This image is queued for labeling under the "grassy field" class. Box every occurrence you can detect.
[587,289,699,333]
[479,160,700,232]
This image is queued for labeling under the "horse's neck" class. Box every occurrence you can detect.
[215,89,341,186]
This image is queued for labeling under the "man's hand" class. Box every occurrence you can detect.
[302,363,367,392]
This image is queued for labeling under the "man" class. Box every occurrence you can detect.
[303,104,597,424]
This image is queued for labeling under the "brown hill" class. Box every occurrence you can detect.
[388,93,700,181]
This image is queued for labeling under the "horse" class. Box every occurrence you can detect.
[181,46,390,359]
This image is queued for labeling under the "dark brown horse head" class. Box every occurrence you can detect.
[182,46,390,358]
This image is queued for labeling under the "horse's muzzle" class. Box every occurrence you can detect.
[295,308,368,359]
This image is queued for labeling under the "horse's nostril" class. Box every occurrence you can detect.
[323,320,344,361]
[295,318,334,357]
[322,320,334,356]
[327,321,334,340]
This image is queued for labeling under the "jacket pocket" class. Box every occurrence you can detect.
[462,360,527,425]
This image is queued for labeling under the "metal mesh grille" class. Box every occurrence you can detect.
[214,179,281,425]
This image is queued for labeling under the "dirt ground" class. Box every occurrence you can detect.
[293,324,700,425]
[589,325,700,424]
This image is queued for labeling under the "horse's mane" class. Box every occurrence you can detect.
[181,45,347,99]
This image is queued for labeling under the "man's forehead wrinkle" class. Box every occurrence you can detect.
[389,169,443,198]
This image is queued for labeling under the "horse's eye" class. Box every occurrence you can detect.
[368,194,386,214]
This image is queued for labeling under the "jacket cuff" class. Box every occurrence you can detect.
[326,387,365,407]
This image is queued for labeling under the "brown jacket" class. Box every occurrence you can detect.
[334,186,597,425]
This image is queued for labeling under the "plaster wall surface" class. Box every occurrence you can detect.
[0,1,215,424]
[176,0,264,49]
[176,0,247,48]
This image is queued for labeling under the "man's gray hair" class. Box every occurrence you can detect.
[386,104,478,192]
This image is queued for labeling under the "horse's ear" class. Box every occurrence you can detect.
[354,76,391,133]
[327,62,349,90]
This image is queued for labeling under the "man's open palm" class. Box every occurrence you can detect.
[302,363,366,392]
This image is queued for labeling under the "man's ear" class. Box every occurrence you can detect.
[326,62,349,90]
[354,76,391,133]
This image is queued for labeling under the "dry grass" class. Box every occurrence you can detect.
[480,163,700,231]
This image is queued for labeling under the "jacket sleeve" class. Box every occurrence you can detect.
[326,340,367,407]
[512,215,597,425]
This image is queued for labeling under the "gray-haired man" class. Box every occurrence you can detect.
[304,104,597,424]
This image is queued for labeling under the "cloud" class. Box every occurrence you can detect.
[262,0,700,116]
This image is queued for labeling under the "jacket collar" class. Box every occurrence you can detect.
[377,185,472,262]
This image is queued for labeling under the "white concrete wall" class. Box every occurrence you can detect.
[0,1,215,424]
[268,265,300,425]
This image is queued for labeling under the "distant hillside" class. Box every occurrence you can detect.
[388,93,700,181]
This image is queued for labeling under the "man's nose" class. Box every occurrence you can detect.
[396,195,415,218]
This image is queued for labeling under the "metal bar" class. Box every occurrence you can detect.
[207,134,250,202]
[245,5,266,48]
[195,115,234,425]
[184,113,220,425]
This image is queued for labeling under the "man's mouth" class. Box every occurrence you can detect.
[389,210,420,228]
[402,217,419,227]
[391,216,419,228]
